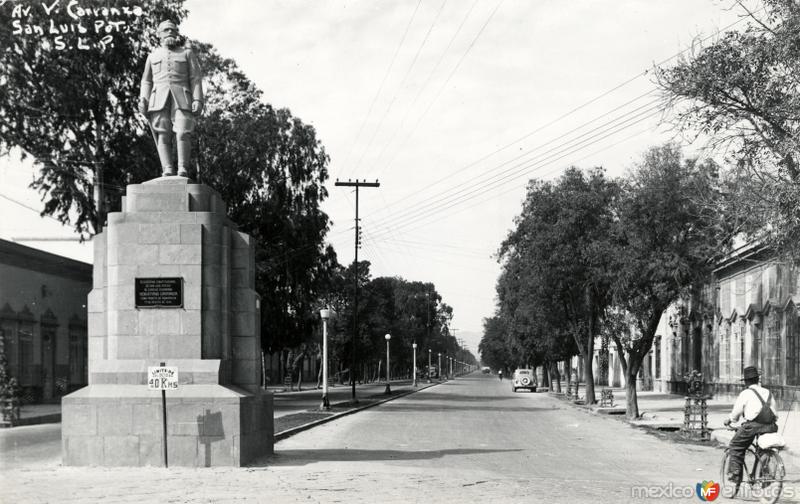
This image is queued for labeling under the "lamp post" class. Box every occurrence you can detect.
[320,308,331,410]
[412,343,418,388]
[427,349,432,383]
[449,357,453,378]
[438,352,441,381]
[384,333,392,395]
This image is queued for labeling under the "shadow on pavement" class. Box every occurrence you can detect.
[256,447,524,466]
[407,391,532,403]
[379,403,561,413]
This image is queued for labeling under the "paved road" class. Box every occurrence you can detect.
[3,373,797,503]
[273,379,416,418]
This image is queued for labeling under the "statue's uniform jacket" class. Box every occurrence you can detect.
[140,46,204,114]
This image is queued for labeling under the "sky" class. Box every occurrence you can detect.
[1,0,754,358]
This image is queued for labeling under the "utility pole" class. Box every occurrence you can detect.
[334,179,379,401]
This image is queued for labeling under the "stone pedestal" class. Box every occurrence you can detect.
[62,177,273,466]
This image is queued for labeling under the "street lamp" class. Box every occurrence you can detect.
[427,349,432,383]
[320,308,332,410]
[384,333,392,395]
[449,357,453,378]
[412,343,418,387]
[438,352,441,381]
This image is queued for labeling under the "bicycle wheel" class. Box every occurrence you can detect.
[720,450,741,499]
[757,451,785,504]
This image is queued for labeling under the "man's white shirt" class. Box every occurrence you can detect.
[729,383,778,423]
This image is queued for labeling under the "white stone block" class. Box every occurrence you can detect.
[107,265,136,287]
[108,222,139,245]
[87,289,106,313]
[108,310,137,336]
[138,309,181,335]
[180,224,202,244]
[159,244,202,265]
[108,284,135,311]
[139,223,181,244]
[88,312,106,337]
[88,336,106,363]
[116,244,159,266]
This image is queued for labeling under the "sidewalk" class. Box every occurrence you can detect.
[273,378,441,439]
[552,384,800,468]
[1,379,442,431]
[1,403,61,428]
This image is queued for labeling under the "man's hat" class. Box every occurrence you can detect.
[742,366,760,381]
[157,20,178,32]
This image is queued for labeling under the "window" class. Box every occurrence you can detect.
[1,319,17,376]
[18,323,33,386]
[720,322,730,381]
[69,323,87,386]
[654,336,661,379]
[786,308,799,386]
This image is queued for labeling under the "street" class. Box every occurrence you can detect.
[1,373,775,503]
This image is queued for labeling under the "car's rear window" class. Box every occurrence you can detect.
[517,370,531,374]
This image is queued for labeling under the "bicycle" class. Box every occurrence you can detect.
[720,425,786,504]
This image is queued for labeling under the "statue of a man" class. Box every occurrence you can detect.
[139,20,204,178]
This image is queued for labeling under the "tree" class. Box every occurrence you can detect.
[0,5,336,356]
[478,316,513,372]
[499,167,619,404]
[193,44,335,354]
[609,144,729,418]
[656,0,800,257]
[0,0,186,234]
[492,248,578,391]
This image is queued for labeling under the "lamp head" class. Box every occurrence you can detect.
[412,343,417,349]
[385,333,391,341]
[320,308,330,320]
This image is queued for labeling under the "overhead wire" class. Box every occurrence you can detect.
[379,0,505,176]
[338,0,424,181]
[371,11,755,216]
[370,0,482,180]
[365,100,665,238]
[367,108,662,242]
[350,0,451,178]
[251,8,759,278]
[366,93,661,229]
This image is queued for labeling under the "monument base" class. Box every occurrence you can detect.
[62,385,273,467]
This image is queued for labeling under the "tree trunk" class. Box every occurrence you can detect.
[565,359,572,393]
[551,362,561,393]
[625,371,640,418]
[583,337,596,404]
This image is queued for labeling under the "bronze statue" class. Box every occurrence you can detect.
[139,20,204,178]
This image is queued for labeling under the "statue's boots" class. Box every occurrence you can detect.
[158,142,175,177]
[177,138,191,178]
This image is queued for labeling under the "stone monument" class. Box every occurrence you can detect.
[61,20,272,467]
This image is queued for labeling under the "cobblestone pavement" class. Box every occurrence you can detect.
[4,374,799,503]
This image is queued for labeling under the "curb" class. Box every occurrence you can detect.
[274,380,443,441]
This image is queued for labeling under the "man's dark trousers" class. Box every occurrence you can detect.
[728,421,778,480]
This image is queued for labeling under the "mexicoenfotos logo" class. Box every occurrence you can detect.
[695,480,720,501]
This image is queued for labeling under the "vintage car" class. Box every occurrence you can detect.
[511,368,537,392]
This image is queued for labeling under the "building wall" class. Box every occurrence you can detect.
[646,246,800,408]
[0,239,91,402]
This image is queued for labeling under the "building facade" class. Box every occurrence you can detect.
[644,244,800,407]
[0,239,91,402]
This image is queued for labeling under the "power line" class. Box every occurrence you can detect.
[366,100,664,236]
[379,0,505,176]
[338,0,424,180]
[368,110,660,242]
[367,95,660,230]
[370,11,753,218]
[370,0,482,180]
[350,0,450,179]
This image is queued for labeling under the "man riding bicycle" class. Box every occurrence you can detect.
[723,366,779,483]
